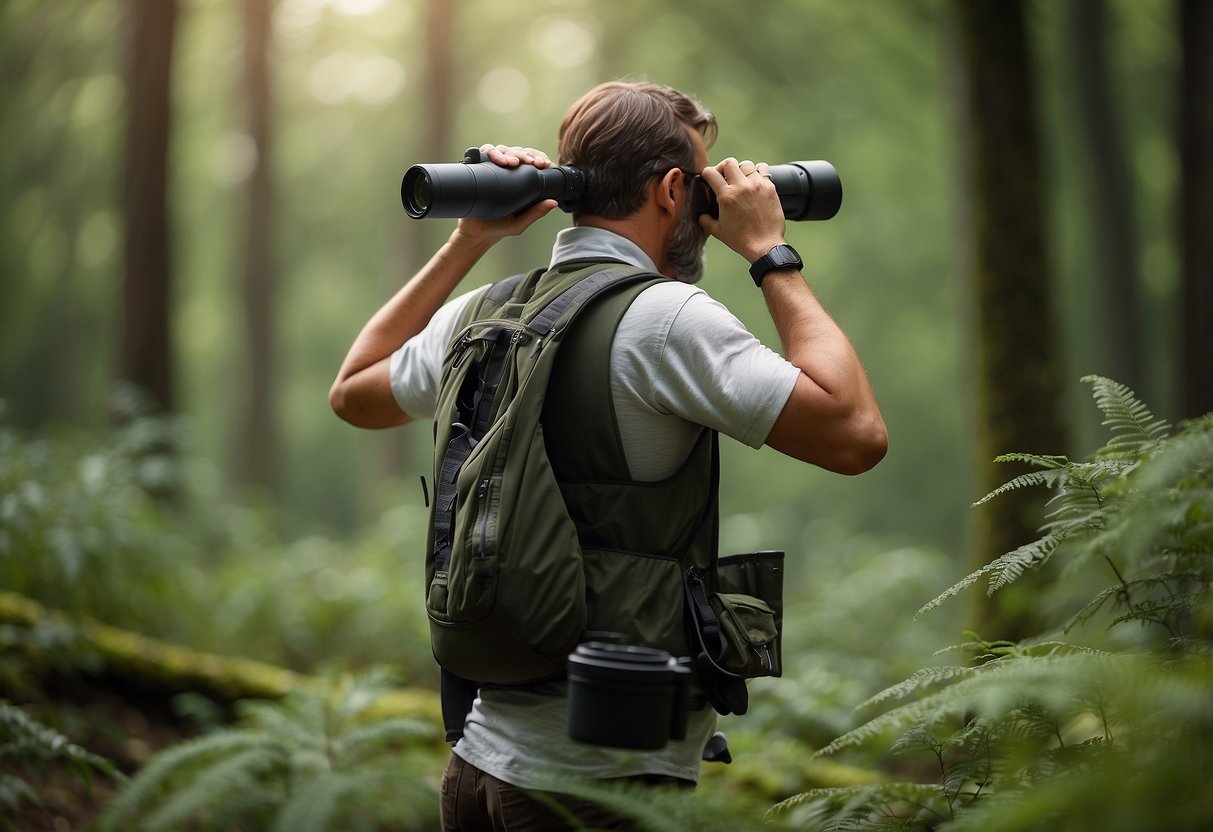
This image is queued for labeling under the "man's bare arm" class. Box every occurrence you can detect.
[699,158,887,474]
[329,145,557,429]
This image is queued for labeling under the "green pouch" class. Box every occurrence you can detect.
[709,592,780,677]
[713,551,784,678]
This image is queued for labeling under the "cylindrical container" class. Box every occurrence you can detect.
[567,642,691,750]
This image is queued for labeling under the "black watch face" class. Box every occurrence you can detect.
[771,245,801,268]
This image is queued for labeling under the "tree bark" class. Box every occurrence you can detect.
[376,0,459,485]
[1065,0,1144,394]
[238,0,278,489]
[952,0,1068,640]
[1179,0,1213,420]
[119,0,178,412]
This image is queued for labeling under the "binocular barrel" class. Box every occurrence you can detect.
[690,160,843,222]
[401,148,842,222]
[402,148,583,220]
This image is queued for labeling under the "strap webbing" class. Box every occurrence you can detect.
[529,268,648,334]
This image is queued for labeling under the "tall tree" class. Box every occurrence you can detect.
[1065,0,1143,393]
[119,0,178,412]
[237,0,278,488]
[374,0,458,485]
[1179,0,1213,419]
[952,0,1068,639]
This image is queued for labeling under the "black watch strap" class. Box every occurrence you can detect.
[748,244,803,287]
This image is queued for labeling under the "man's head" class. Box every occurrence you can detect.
[558,81,716,281]
[558,81,716,220]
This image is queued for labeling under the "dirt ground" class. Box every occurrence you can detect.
[3,676,202,831]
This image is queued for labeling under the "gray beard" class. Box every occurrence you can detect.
[666,197,708,283]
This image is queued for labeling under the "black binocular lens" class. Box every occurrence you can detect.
[407,170,432,217]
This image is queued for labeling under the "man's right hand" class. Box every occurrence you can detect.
[450,144,559,252]
[697,157,787,264]
[331,143,557,430]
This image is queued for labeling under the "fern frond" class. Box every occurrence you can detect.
[972,468,1069,508]
[96,730,271,831]
[986,532,1065,594]
[1082,375,1170,456]
[273,772,358,832]
[768,783,945,820]
[916,562,998,618]
[240,699,326,753]
[857,666,977,712]
[142,746,281,832]
[339,716,437,766]
[918,533,1065,619]
[820,654,1119,757]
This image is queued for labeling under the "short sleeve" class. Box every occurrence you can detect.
[389,286,488,420]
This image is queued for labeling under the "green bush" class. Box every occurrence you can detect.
[0,392,434,677]
[96,669,442,832]
[773,377,1212,831]
[0,698,122,828]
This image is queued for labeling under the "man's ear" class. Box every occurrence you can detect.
[654,167,682,217]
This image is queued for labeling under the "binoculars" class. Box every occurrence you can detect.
[402,147,842,222]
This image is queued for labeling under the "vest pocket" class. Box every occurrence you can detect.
[428,570,449,615]
[582,548,685,657]
[710,593,780,677]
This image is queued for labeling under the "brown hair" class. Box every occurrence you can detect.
[557,81,717,219]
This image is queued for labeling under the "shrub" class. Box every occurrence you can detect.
[772,377,1213,831]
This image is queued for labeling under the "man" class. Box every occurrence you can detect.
[330,81,887,830]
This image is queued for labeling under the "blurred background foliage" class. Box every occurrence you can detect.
[1,0,1210,826]
[8,0,1184,549]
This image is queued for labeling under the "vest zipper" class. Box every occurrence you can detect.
[451,333,474,369]
[477,477,492,558]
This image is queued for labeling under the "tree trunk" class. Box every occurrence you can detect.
[1065,0,1144,394]
[1179,0,1213,420]
[237,0,278,489]
[119,0,178,413]
[376,0,459,486]
[952,0,1068,640]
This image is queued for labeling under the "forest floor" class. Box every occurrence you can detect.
[3,674,200,831]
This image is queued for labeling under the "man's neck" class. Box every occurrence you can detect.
[576,210,670,279]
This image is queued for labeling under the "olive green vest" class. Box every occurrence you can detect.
[542,259,719,661]
[424,260,717,684]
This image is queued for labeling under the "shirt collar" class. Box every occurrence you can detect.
[549,226,658,273]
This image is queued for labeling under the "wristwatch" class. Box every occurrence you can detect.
[748,244,803,287]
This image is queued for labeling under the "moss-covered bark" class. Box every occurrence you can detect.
[952,0,1068,641]
[0,589,440,723]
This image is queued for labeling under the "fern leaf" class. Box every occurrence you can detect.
[339,717,437,766]
[241,699,326,754]
[972,468,1068,508]
[768,783,944,820]
[142,746,281,832]
[273,772,358,832]
[918,532,1064,619]
[857,666,977,712]
[820,654,1116,757]
[986,532,1064,594]
[96,730,271,831]
[916,562,999,618]
[1082,375,1170,456]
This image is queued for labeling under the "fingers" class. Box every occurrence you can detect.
[698,157,785,258]
[478,144,552,168]
[513,198,559,228]
[710,157,772,186]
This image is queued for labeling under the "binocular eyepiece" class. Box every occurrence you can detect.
[402,148,842,222]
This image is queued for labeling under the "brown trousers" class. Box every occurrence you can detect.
[439,752,691,831]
